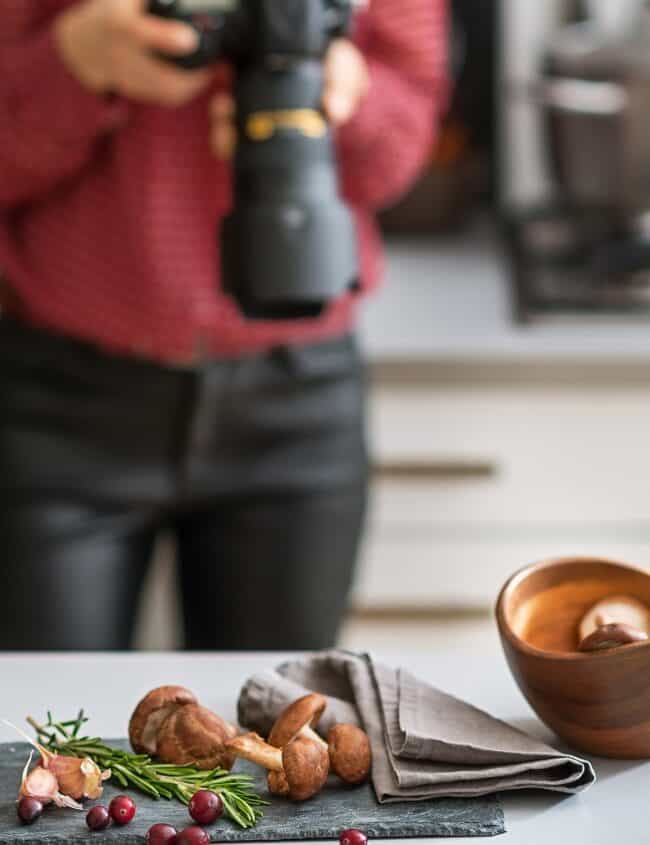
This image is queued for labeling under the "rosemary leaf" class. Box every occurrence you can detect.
[30,714,267,829]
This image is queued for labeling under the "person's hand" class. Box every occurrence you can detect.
[210,38,370,159]
[54,0,213,107]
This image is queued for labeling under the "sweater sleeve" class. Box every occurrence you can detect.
[0,3,127,210]
[337,0,450,210]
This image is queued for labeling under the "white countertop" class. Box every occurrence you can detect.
[1,648,646,843]
[360,223,650,365]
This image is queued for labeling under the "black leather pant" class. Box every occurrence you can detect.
[0,319,368,651]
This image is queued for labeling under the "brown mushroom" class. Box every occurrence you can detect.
[268,695,371,786]
[129,686,197,755]
[156,703,238,770]
[267,693,328,749]
[578,595,650,643]
[578,622,649,653]
[227,732,329,801]
[327,724,372,785]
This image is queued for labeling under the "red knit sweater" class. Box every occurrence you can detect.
[0,0,448,363]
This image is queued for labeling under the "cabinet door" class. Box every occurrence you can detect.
[354,529,650,609]
[370,385,650,523]
[358,383,650,609]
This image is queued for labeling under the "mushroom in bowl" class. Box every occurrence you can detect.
[496,555,650,758]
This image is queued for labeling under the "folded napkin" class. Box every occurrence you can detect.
[238,651,596,803]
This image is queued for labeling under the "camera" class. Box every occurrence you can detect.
[149,0,360,320]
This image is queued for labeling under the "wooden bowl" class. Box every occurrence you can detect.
[496,556,650,758]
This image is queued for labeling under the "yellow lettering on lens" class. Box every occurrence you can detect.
[245,109,327,141]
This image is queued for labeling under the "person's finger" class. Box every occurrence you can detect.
[323,87,356,125]
[210,121,237,159]
[209,92,237,158]
[210,93,236,120]
[123,12,199,56]
[323,39,368,126]
[118,49,211,105]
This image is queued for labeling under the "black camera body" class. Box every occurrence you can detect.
[149,0,359,319]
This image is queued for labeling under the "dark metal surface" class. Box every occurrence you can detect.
[504,205,650,322]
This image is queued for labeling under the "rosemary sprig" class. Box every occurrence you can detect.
[28,712,267,829]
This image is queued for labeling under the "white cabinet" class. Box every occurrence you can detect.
[353,366,650,611]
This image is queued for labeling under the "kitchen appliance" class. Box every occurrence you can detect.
[149,0,359,320]
[502,0,650,320]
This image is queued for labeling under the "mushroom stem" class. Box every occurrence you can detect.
[226,733,284,772]
[267,693,328,750]
[301,725,328,749]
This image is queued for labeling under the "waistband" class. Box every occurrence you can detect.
[0,314,359,383]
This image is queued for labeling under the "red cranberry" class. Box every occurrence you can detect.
[86,805,111,831]
[175,825,211,845]
[189,789,224,825]
[17,797,43,825]
[109,794,136,825]
[146,823,178,845]
[340,830,368,845]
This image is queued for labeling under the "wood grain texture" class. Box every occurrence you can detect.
[0,743,504,843]
[496,556,650,758]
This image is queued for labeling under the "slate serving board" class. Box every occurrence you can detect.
[0,742,504,843]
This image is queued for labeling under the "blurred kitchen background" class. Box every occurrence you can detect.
[136,0,650,652]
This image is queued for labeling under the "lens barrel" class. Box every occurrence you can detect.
[149,0,359,319]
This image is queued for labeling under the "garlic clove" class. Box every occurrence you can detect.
[3,720,105,806]
[47,754,110,801]
[20,753,58,803]
[19,753,83,809]
[80,758,111,801]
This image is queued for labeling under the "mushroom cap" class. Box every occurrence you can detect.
[156,704,238,770]
[268,693,328,748]
[578,595,650,643]
[579,622,649,652]
[327,724,372,784]
[129,685,198,755]
[267,770,290,798]
[275,736,329,801]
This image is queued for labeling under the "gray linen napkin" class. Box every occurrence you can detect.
[238,650,596,803]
